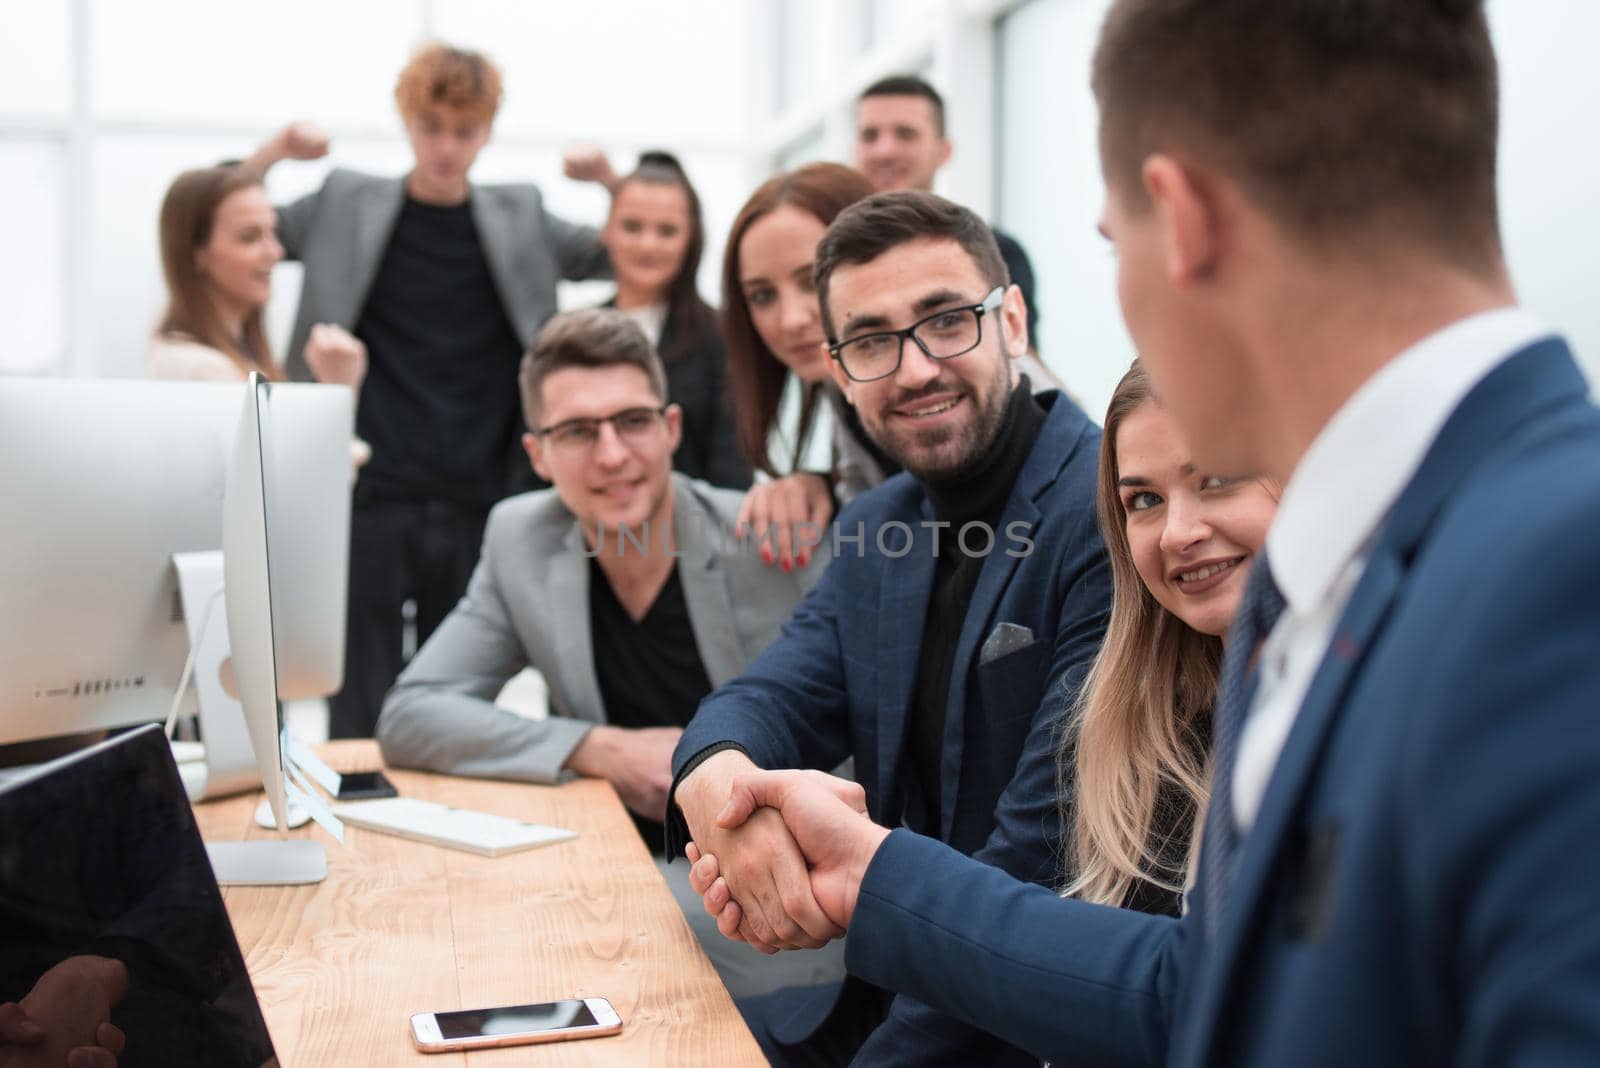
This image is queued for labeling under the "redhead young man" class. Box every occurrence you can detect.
[244,44,611,738]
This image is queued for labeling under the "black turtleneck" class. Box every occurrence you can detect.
[906,379,1047,836]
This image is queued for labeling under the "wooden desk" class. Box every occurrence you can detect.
[192,741,763,1066]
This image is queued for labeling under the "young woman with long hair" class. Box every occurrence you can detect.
[715,162,888,566]
[148,163,365,388]
[600,151,749,488]
[1059,359,1278,912]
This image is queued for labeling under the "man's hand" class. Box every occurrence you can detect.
[303,323,368,389]
[675,751,844,952]
[686,770,889,936]
[561,144,620,191]
[564,725,682,823]
[242,121,330,174]
[1,955,128,1067]
[736,473,833,571]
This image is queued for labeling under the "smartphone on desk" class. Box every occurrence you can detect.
[410,998,622,1052]
[336,770,398,801]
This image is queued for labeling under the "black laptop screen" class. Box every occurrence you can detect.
[0,725,277,1067]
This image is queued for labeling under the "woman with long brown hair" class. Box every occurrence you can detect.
[599,150,749,488]
[147,163,365,388]
[1059,359,1278,912]
[716,162,887,565]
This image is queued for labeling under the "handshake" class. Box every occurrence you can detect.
[675,751,891,955]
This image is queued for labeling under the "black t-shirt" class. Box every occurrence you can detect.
[589,559,714,853]
[353,195,524,507]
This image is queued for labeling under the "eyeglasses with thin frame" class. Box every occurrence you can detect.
[826,286,1006,383]
[535,405,669,454]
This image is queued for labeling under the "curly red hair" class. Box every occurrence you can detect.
[394,42,503,123]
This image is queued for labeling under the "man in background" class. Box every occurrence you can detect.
[854,75,1043,358]
[376,308,842,998]
[244,43,611,737]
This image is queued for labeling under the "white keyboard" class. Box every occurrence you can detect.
[332,797,577,858]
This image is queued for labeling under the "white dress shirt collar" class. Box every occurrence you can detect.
[1266,307,1551,614]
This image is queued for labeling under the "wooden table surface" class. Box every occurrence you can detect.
[192,741,763,1066]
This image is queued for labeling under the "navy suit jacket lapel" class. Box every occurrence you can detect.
[875,509,937,820]
[940,490,1041,839]
[940,395,1073,839]
[1184,337,1583,1063]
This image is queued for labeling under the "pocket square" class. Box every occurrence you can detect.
[980,622,1035,665]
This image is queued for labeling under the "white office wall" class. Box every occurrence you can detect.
[993,0,1600,419]
[1489,0,1600,386]
[0,0,759,378]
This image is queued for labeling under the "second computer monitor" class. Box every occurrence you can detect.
[0,378,353,749]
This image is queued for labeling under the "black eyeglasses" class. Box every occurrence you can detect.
[534,406,669,454]
[826,286,1005,383]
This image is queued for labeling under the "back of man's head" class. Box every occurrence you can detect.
[1094,0,1501,275]
[813,190,1010,339]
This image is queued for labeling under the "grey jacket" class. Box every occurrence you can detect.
[274,167,610,379]
[376,474,827,783]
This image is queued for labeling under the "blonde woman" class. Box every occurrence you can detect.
[1060,359,1278,913]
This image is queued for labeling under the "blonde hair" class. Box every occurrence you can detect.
[1058,360,1218,906]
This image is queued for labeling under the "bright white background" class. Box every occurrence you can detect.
[987,0,1600,418]
[2,0,1595,426]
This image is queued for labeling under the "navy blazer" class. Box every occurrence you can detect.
[668,391,1113,1064]
[844,339,1600,1066]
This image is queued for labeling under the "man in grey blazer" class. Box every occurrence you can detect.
[243,43,612,739]
[376,308,844,997]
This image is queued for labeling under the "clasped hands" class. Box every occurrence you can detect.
[0,955,127,1068]
[676,751,890,955]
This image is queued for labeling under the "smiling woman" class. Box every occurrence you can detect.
[146,165,286,382]
[600,152,750,489]
[1058,358,1278,912]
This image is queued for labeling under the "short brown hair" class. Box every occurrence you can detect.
[721,162,877,474]
[394,42,503,124]
[518,309,667,431]
[812,190,1009,341]
[1093,0,1501,273]
[858,75,946,137]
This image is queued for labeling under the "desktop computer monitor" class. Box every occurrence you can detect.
[0,378,352,751]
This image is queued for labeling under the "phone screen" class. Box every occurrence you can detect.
[336,770,398,801]
[435,1000,598,1040]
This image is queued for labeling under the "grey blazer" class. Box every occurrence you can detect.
[376,474,827,783]
[274,167,611,379]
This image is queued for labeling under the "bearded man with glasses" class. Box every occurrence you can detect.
[664,190,1113,1067]
[375,307,847,999]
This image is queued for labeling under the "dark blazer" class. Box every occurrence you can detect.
[621,302,750,490]
[275,168,610,378]
[668,391,1113,1065]
[844,338,1600,1067]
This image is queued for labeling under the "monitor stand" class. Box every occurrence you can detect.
[171,551,263,800]
[207,840,327,886]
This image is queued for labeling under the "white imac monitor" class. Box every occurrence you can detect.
[212,373,339,885]
[0,378,352,756]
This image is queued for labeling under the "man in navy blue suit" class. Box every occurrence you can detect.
[683,1,1600,1065]
[665,191,1112,1065]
